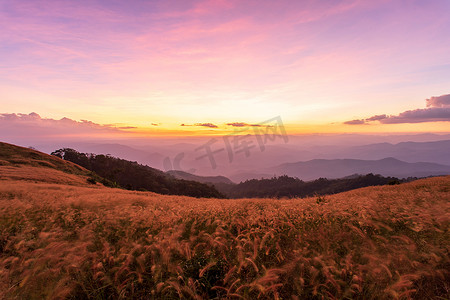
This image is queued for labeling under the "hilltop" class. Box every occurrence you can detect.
[0,142,87,175]
[0,142,93,186]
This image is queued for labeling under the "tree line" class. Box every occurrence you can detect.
[214,174,403,198]
[51,148,224,198]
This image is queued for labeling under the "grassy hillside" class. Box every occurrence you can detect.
[0,142,88,175]
[0,142,95,186]
[0,168,449,298]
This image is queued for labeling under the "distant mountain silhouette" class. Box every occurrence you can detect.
[268,157,450,180]
[333,140,450,165]
[228,171,275,183]
[30,137,450,180]
[167,170,234,184]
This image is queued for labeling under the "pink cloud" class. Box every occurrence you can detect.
[158,0,235,18]
[379,108,450,124]
[0,0,388,92]
[1,0,450,129]
[344,94,450,125]
[366,114,388,121]
[0,113,136,140]
[344,119,366,125]
[426,94,450,108]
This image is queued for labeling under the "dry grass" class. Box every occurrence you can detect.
[0,141,99,187]
[0,142,89,176]
[0,176,449,299]
[0,165,93,186]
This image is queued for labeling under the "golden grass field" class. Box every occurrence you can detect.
[1,171,449,299]
[0,143,449,299]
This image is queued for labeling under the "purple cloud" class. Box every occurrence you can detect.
[426,94,450,108]
[181,122,218,128]
[344,94,450,125]
[343,119,366,125]
[194,123,218,128]
[226,122,264,127]
[379,107,450,124]
[366,114,387,121]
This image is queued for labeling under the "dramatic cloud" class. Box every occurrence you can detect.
[344,94,450,125]
[426,94,450,108]
[2,1,450,131]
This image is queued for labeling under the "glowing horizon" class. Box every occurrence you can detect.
[1,0,450,136]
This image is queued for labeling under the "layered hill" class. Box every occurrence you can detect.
[332,139,450,165]
[167,170,234,184]
[268,157,450,181]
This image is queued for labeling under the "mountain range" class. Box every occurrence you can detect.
[265,157,450,181]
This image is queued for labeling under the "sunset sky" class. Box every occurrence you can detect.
[1,0,450,136]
